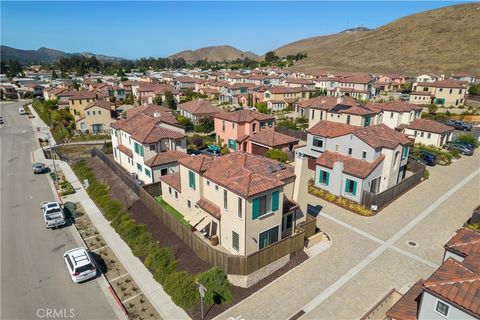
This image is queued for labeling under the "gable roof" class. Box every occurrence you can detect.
[249,129,299,147]
[159,172,181,192]
[353,124,411,149]
[444,228,480,259]
[85,100,112,111]
[406,119,454,134]
[177,99,221,116]
[144,150,188,167]
[367,100,422,113]
[386,280,424,320]
[316,151,385,179]
[215,109,274,123]
[309,121,358,138]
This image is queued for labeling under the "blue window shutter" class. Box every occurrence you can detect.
[140,145,144,156]
[352,181,357,195]
[325,172,330,186]
[189,171,196,189]
[271,191,279,211]
[252,198,260,219]
[233,140,237,150]
[345,180,349,193]
[134,143,138,154]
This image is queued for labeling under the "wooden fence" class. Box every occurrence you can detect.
[275,127,308,141]
[92,148,318,275]
[362,160,425,211]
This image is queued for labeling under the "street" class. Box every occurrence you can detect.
[0,101,118,320]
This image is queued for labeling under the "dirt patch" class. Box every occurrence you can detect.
[86,157,210,274]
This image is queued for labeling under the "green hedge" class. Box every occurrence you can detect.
[71,160,232,311]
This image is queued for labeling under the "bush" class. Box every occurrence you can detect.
[197,267,232,305]
[194,118,214,133]
[456,134,479,148]
[163,272,199,309]
[144,244,177,284]
[265,149,288,163]
[423,168,430,180]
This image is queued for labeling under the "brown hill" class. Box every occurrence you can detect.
[274,3,480,75]
[169,45,259,62]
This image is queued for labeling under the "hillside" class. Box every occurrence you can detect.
[274,3,480,75]
[0,45,124,63]
[169,45,259,62]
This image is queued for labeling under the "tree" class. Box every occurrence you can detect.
[468,84,480,96]
[255,102,269,114]
[265,149,288,163]
[194,117,214,133]
[153,94,163,105]
[51,70,57,80]
[265,51,279,63]
[164,91,176,110]
[6,60,23,78]
[311,88,327,98]
[427,104,437,115]
[176,115,194,131]
[277,118,297,130]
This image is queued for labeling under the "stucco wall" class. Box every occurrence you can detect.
[418,292,475,320]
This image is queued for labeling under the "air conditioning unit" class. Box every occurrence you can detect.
[371,205,378,212]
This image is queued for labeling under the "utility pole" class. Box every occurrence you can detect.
[196,281,207,319]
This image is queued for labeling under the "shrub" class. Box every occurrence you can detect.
[163,272,198,309]
[197,267,232,305]
[144,244,177,284]
[423,168,430,180]
[457,134,479,148]
[265,149,288,163]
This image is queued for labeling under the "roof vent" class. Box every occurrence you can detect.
[153,111,161,118]
[268,165,278,173]
[336,96,343,104]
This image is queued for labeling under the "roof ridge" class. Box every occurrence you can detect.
[425,277,480,288]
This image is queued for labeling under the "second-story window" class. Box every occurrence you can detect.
[362,151,367,159]
[188,171,196,190]
[223,190,228,210]
[238,197,242,219]
[222,121,225,132]
[348,148,352,155]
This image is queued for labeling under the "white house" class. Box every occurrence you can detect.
[403,119,453,148]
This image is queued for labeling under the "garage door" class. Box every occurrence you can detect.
[251,143,269,156]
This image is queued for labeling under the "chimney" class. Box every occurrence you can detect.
[153,111,161,118]
[336,96,343,104]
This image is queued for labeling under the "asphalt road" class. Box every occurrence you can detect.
[1,101,117,320]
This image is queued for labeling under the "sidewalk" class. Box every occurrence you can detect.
[28,103,57,145]
[59,160,190,320]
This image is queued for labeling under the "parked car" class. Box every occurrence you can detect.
[202,145,222,157]
[18,107,26,115]
[445,120,472,131]
[41,201,66,228]
[453,140,475,150]
[63,247,97,283]
[187,149,202,155]
[445,142,474,156]
[33,162,49,174]
[410,150,437,166]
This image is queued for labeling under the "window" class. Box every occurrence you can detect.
[335,144,339,152]
[311,110,315,119]
[390,112,394,118]
[206,180,210,186]
[252,195,267,219]
[449,88,453,94]
[136,163,142,171]
[149,144,156,151]
[427,133,431,139]
[187,200,191,209]
[436,301,449,316]
[319,170,329,186]
[346,115,351,124]
[414,130,418,136]
[252,123,257,132]
[271,191,279,211]
[98,110,102,115]
[403,145,409,159]
[420,132,424,137]
[259,226,279,250]
[223,190,228,210]
[362,151,367,159]
[238,197,243,219]
[348,148,352,155]
[232,122,235,129]
[134,142,144,156]
[222,120,225,132]
[345,179,357,195]
[175,191,178,199]
[312,137,323,149]
[87,111,90,115]
[93,111,96,115]
[228,139,237,150]
[232,231,239,252]
[169,187,172,195]
[215,185,219,191]
[188,171,196,190]
[144,168,151,177]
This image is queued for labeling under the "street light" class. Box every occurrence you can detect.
[196,280,207,319]
[37,129,59,187]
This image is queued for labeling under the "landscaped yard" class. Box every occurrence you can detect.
[155,196,191,227]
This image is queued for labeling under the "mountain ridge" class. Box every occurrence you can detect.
[168,45,260,62]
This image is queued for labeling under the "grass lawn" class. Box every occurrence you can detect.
[155,196,191,227]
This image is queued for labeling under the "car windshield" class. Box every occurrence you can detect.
[75,264,93,273]
[46,208,62,216]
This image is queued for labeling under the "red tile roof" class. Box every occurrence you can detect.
[117,144,133,158]
[354,124,411,149]
[309,121,358,138]
[386,280,424,320]
[159,172,181,192]
[144,150,189,167]
[177,99,221,117]
[215,109,274,123]
[406,119,453,134]
[85,100,112,111]
[444,228,480,259]
[249,129,299,147]
[417,79,467,89]
[316,151,385,179]
[179,152,295,198]
[367,100,422,113]
[338,75,373,84]
[197,198,221,219]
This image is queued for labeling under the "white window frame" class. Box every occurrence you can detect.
[434,300,449,317]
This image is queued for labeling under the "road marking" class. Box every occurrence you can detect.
[109,273,130,283]
[91,245,109,252]
[83,234,101,241]
[299,167,480,317]
[121,292,142,304]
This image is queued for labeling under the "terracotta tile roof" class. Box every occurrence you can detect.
[126,105,178,126]
[117,144,133,158]
[69,91,98,100]
[266,86,305,94]
[299,96,338,110]
[309,121,358,138]
[444,228,480,259]
[140,126,185,144]
[283,198,299,213]
[316,151,384,179]
[179,152,295,198]
[160,172,181,192]
[386,280,424,320]
[215,110,274,123]
[283,77,315,85]
[177,99,221,117]
[406,119,454,134]
[354,124,411,149]
[410,91,434,96]
[339,75,373,84]
[423,256,480,317]
[249,129,299,147]
[85,100,112,111]
[417,79,467,89]
[144,150,188,167]
[329,103,378,116]
[367,100,422,113]
[197,198,221,219]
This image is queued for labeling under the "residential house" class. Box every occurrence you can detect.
[282,78,316,89]
[159,152,302,255]
[443,227,480,262]
[410,80,467,106]
[449,72,476,84]
[367,100,423,131]
[76,100,116,133]
[403,119,453,148]
[0,84,18,99]
[177,99,221,124]
[296,121,411,203]
[214,109,275,152]
[21,82,44,98]
[334,75,375,100]
[263,86,312,105]
[110,105,188,184]
[416,73,442,83]
[248,129,299,156]
[68,91,103,120]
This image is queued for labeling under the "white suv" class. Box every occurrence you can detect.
[63,247,97,283]
[41,201,66,228]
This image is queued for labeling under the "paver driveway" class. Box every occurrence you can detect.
[216,152,480,320]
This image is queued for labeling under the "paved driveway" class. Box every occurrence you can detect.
[0,102,118,320]
[216,150,480,320]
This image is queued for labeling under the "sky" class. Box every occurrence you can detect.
[1,1,464,59]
